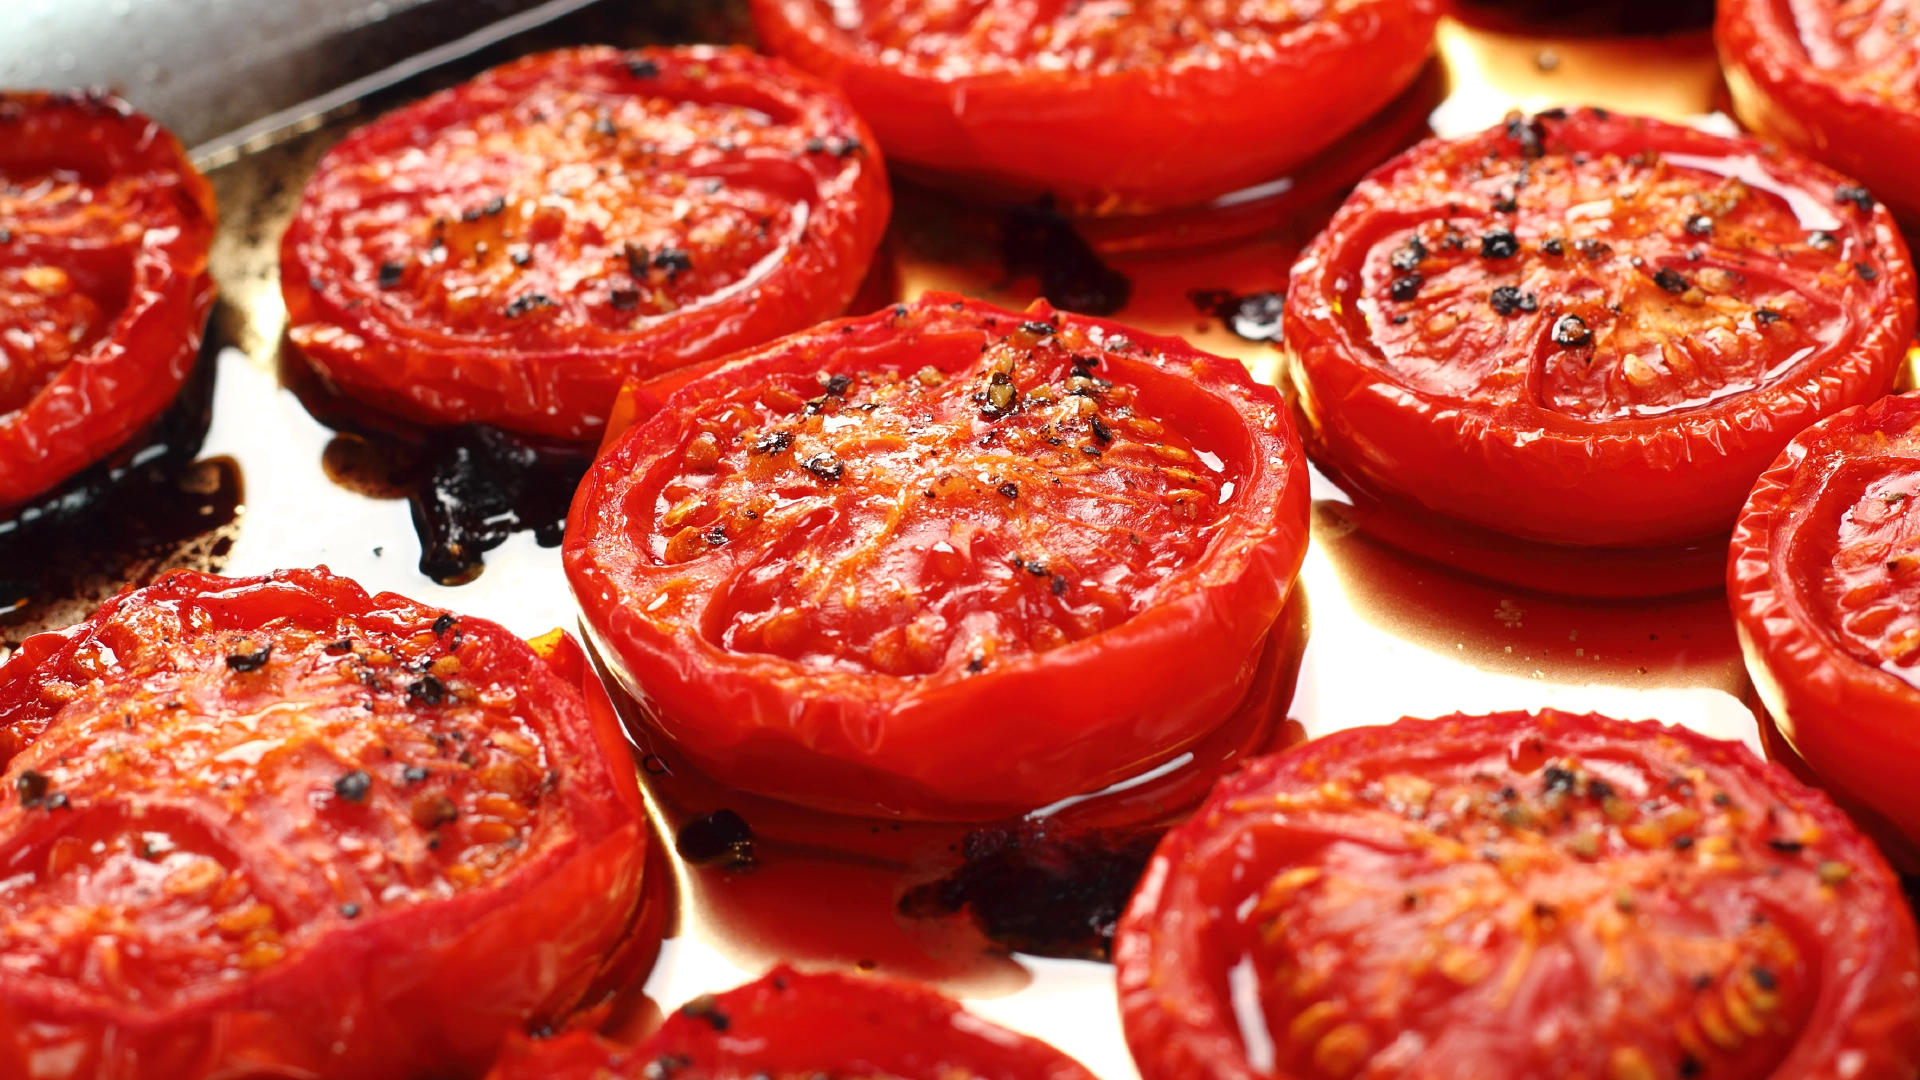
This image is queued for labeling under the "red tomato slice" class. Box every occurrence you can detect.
[0,568,655,1080]
[281,45,890,442]
[1729,389,1920,848]
[1719,0,1920,221]
[749,0,1441,213]
[1284,107,1915,548]
[565,293,1310,820]
[0,90,217,510]
[486,966,1096,1080]
[1116,710,1920,1080]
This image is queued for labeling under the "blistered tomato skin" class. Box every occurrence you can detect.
[1729,391,1920,846]
[486,966,1098,1080]
[1720,0,1920,221]
[1116,710,1920,1080]
[281,45,890,442]
[565,293,1310,820]
[1284,107,1914,548]
[749,0,1440,213]
[0,568,655,1080]
[0,90,217,510]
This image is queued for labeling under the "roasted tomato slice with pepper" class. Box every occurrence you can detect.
[0,90,217,511]
[1719,0,1920,222]
[0,568,656,1080]
[1728,389,1920,847]
[565,292,1309,820]
[281,45,890,442]
[1284,107,1914,550]
[749,0,1440,213]
[1116,710,1920,1080]
[486,966,1097,1080]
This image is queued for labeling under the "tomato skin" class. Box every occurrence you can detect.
[0,90,216,510]
[1116,709,1920,1080]
[749,0,1440,213]
[1729,390,1920,847]
[1284,107,1915,548]
[566,293,1310,820]
[486,966,1097,1080]
[1719,0,1920,222]
[0,568,655,1080]
[281,45,890,442]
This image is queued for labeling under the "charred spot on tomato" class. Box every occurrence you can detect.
[1389,273,1423,301]
[225,645,272,673]
[502,293,555,319]
[407,675,446,705]
[1504,113,1547,158]
[1551,313,1593,347]
[802,453,844,482]
[1540,236,1565,256]
[1389,235,1427,272]
[13,770,48,807]
[610,287,640,311]
[823,373,853,397]
[1685,213,1714,236]
[1837,184,1875,212]
[334,770,373,802]
[624,56,659,79]
[377,262,405,289]
[431,613,457,636]
[751,431,794,455]
[1858,262,1880,281]
[1652,266,1690,293]
[999,482,1020,499]
[675,808,756,869]
[1488,286,1536,316]
[1755,308,1784,324]
[679,994,731,1031]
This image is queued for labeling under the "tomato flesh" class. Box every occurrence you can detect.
[485,966,1099,1080]
[0,568,652,1079]
[566,293,1310,819]
[282,46,890,442]
[1285,108,1914,547]
[1116,710,1920,1080]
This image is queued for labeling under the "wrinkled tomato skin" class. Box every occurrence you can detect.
[1284,108,1914,548]
[749,0,1440,213]
[0,568,655,1080]
[281,46,890,442]
[565,293,1310,821]
[1116,710,1920,1080]
[1730,390,1920,847]
[1719,0,1920,222]
[486,966,1097,1080]
[0,91,217,510]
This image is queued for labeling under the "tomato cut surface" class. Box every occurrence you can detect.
[1720,0,1920,221]
[1284,107,1914,548]
[566,293,1309,819]
[1116,710,1920,1080]
[0,90,217,509]
[1729,390,1920,847]
[0,568,655,1080]
[281,45,890,441]
[487,966,1096,1080]
[749,0,1440,213]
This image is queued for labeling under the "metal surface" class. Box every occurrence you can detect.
[3,6,1755,1078]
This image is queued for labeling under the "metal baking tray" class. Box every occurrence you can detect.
[0,2,1764,1076]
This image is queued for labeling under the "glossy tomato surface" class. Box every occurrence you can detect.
[1284,107,1914,548]
[487,966,1097,1080]
[1116,710,1920,1080]
[1729,390,1920,846]
[566,293,1310,820]
[1720,0,1920,221]
[0,568,656,1080]
[281,45,890,442]
[0,90,217,510]
[749,0,1440,213]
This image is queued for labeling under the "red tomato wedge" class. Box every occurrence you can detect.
[0,568,656,1080]
[281,45,890,442]
[749,0,1441,213]
[1116,710,1920,1080]
[0,90,217,510]
[1283,107,1915,549]
[1730,389,1920,847]
[565,293,1310,820]
[486,966,1096,1080]
[1720,0,1920,222]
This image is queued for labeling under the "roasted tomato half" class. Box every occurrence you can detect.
[1728,390,1920,846]
[565,293,1310,820]
[0,90,217,510]
[487,966,1096,1080]
[1117,710,1920,1080]
[1284,107,1915,549]
[281,45,890,442]
[1720,0,1920,222]
[0,568,655,1080]
[749,0,1440,213]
